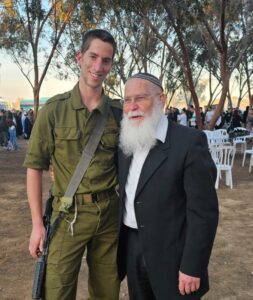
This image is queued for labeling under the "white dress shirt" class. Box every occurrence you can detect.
[177,113,187,126]
[123,115,168,228]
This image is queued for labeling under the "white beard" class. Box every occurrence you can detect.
[119,100,164,156]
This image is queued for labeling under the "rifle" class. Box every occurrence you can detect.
[32,192,56,300]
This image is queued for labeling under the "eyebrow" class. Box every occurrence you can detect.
[89,51,112,61]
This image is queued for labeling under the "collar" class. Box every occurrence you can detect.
[155,114,168,143]
[71,83,84,110]
[70,82,109,113]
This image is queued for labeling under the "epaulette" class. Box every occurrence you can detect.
[109,98,122,109]
[46,91,71,105]
[109,99,123,127]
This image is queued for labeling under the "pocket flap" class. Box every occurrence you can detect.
[54,127,80,140]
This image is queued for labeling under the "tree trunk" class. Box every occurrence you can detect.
[250,95,253,107]
[33,86,40,121]
[186,72,202,129]
[209,73,230,130]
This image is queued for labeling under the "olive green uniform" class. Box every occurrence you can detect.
[24,83,121,300]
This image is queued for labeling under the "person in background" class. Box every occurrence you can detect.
[166,106,176,122]
[23,111,33,140]
[214,113,223,130]
[242,106,249,128]
[7,118,19,151]
[15,110,23,138]
[186,105,194,126]
[231,109,242,129]
[199,107,205,128]
[246,107,253,132]
[0,110,9,148]
[224,107,233,130]
[189,106,196,128]
[177,108,187,126]
[21,109,26,136]
[205,107,214,129]
[117,73,219,300]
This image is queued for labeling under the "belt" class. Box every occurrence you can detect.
[75,187,116,204]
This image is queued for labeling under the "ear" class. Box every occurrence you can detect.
[160,93,166,107]
[76,51,82,66]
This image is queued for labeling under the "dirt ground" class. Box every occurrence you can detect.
[0,138,253,300]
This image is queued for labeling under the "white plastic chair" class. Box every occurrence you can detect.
[249,154,253,173]
[211,145,236,189]
[232,128,248,154]
[233,127,248,132]
[242,145,253,167]
[213,129,229,143]
[203,130,213,145]
[209,144,220,164]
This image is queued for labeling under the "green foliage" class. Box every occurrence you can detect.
[1,0,253,108]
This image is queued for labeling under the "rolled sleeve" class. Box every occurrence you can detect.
[23,105,54,170]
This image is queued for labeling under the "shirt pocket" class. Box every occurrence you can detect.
[54,127,81,161]
[100,130,118,151]
[54,127,80,140]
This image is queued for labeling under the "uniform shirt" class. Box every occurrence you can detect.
[123,115,168,229]
[23,83,121,196]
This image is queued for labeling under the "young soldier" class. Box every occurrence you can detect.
[24,29,121,300]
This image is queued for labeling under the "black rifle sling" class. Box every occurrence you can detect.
[59,99,110,213]
[111,106,122,127]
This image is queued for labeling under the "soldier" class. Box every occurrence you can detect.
[23,29,121,300]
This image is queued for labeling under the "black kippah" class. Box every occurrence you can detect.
[128,72,163,91]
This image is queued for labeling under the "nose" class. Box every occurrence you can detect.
[93,58,103,72]
[126,101,139,111]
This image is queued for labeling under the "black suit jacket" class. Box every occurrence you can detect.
[117,121,219,300]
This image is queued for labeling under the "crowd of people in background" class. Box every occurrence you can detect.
[0,108,34,151]
[1,104,252,152]
[165,105,253,132]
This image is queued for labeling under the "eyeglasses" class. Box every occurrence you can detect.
[122,93,161,105]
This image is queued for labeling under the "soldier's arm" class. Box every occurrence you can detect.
[27,168,46,259]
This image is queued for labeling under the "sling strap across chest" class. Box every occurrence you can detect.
[59,99,110,213]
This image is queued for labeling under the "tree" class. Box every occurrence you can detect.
[118,0,205,128]
[0,0,79,119]
[196,0,253,128]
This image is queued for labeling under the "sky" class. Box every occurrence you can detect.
[0,54,76,102]
[0,53,249,109]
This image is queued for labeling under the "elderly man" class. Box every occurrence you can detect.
[117,73,219,300]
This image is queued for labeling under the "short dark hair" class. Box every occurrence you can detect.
[81,29,117,59]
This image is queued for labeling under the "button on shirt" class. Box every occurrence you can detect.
[123,114,168,229]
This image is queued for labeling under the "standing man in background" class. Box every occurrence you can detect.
[177,108,188,126]
[23,29,121,300]
[117,73,219,300]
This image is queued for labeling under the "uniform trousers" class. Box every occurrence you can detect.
[45,193,120,300]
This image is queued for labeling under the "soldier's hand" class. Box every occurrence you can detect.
[178,270,200,295]
[29,223,46,258]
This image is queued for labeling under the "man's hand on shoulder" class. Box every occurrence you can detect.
[178,270,200,295]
